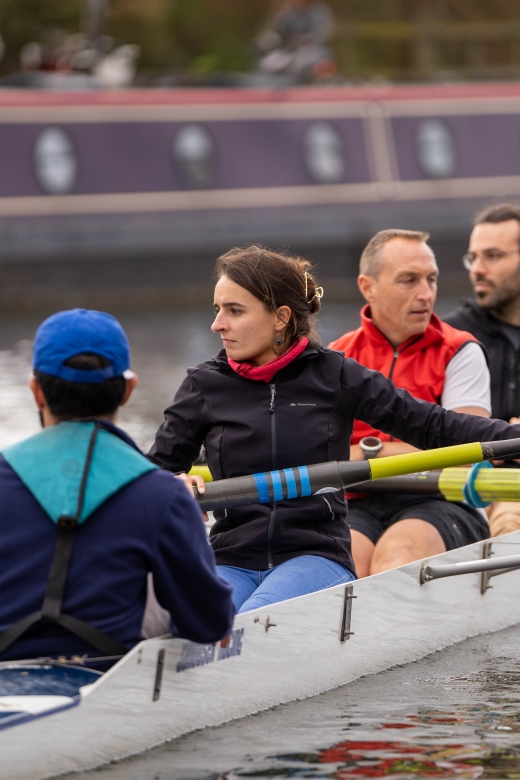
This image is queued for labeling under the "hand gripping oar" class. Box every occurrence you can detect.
[194,437,520,511]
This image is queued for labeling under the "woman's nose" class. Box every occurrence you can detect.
[211,313,225,332]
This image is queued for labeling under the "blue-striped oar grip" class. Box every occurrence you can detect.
[298,466,312,497]
[283,468,298,499]
[253,466,312,502]
[253,472,270,503]
[270,470,284,502]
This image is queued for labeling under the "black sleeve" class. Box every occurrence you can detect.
[341,357,520,449]
[148,372,212,473]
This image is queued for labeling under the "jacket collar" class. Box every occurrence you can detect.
[214,346,320,373]
[360,305,444,353]
[1,421,155,525]
[457,298,510,338]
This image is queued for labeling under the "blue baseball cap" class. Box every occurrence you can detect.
[33,309,131,384]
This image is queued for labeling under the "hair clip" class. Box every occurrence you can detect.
[304,271,324,302]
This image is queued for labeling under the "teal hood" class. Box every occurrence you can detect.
[1,422,157,524]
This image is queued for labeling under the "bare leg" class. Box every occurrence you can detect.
[350,529,376,578]
[369,518,446,575]
[487,501,520,537]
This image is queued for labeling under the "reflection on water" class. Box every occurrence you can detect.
[66,617,520,780]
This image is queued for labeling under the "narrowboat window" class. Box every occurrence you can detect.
[173,124,215,189]
[33,127,78,195]
[303,121,346,184]
[416,118,456,179]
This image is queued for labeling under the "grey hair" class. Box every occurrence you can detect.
[359,229,431,278]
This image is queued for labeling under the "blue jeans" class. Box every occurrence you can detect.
[217,555,356,614]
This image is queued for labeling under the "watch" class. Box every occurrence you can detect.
[359,436,383,460]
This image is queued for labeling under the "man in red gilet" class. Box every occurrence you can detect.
[329,229,491,577]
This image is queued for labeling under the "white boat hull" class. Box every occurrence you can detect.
[3,531,520,779]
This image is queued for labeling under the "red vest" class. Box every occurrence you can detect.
[328,306,477,444]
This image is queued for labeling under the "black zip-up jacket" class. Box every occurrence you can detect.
[444,300,520,422]
[148,347,520,572]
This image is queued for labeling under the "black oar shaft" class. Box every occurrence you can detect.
[348,472,442,496]
[196,460,370,511]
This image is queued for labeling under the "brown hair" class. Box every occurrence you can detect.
[215,245,322,351]
[474,203,520,232]
[360,229,431,277]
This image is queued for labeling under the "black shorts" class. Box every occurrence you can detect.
[347,493,489,551]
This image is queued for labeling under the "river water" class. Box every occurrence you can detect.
[0,298,459,452]
[5,296,512,780]
[68,622,520,780]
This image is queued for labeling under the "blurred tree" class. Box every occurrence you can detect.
[1,0,520,79]
[0,0,82,73]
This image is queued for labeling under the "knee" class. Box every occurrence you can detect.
[350,529,375,578]
[490,511,520,537]
[370,519,445,574]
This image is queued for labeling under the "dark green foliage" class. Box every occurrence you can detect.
[0,0,82,73]
[2,0,520,78]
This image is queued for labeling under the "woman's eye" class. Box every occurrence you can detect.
[231,308,242,315]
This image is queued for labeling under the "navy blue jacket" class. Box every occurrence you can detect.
[0,424,234,663]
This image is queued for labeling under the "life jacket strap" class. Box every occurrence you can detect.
[41,516,78,623]
[0,422,129,660]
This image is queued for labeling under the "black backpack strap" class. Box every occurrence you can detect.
[0,422,128,659]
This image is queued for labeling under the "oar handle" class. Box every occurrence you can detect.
[196,460,370,511]
[195,437,520,511]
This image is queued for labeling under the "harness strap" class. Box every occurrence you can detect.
[0,422,129,659]
[41,516,78,622]
[0,610,128,657]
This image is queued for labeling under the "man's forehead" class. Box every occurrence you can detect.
[379,239,437,275]
[470,219,520,247]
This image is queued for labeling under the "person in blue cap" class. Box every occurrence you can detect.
[0,309,234,668]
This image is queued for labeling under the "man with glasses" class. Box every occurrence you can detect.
[445,203,520,536]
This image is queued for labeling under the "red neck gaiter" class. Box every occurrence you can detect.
[227,337,309,383]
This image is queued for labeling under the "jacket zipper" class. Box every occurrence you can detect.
[388,350,400,381]
[266,382,277,569]
[387,351,400,442]
[508,345,517,420]
[385,339,420,441]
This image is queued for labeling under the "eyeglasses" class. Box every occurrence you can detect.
[462,249,520,270]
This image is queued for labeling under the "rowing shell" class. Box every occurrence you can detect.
[2,530,520,780]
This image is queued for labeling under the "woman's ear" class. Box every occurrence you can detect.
[275,305,292,331]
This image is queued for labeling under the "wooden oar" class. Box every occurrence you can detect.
[193,437,520,511]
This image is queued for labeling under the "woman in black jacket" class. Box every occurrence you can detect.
[149,245,520,613]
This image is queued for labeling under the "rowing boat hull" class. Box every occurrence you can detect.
[3,530,520,779]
